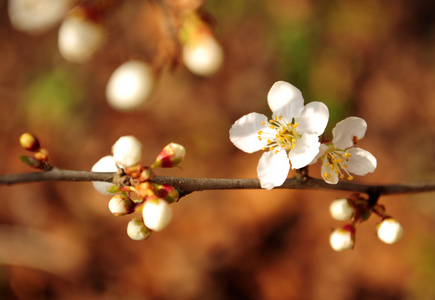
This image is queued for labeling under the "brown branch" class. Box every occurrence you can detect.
[1,168,435,198]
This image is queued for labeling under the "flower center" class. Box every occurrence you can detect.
[322,146,353,180]
[257,116,300,154]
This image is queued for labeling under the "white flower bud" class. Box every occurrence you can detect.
[106,60,155,111]
[8,0,69,34]
[91,155,118,195]
[183,34,224,76]
[142,199,172,232]
[127,217,151,241]
[377,218,404,244]
[108,194,134,216]
[329,198,354,221]
[112,136,142,168]
[329,225,355,251]
[58,12,105,63]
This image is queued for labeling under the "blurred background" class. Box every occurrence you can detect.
[1,0,435,299]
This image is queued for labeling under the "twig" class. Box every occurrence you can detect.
[1,168,435,198]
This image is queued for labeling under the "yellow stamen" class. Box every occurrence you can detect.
[348,176,354,181]
[261,121,266,125]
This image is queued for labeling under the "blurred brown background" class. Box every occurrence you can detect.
[1,0,435,299]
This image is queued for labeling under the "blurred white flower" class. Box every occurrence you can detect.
[91,155,118,195]
[58,9,105,63]
[229,81,329,190]
[8,0,69,34]
[329,198,354,221]
[329,225,355,251]
[106,60,155,111]
[112,136,143,168]
[183,33,224,76]
[377,218,404,244]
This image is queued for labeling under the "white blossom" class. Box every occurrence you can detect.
[313,117,377,184]
[229,81,329,189]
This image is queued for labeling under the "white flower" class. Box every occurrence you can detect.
[329,225,355,251]
[313,117,377,184]
[91,155,118,195]
[58,10,105,63]
[127,217,151,241]
[329,198,354,221]
[142,199,172,232]
[112,136,143,168]
[229,81,329,190]
[377,218,404,244]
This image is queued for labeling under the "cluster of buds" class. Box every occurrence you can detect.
[19,133,51,170]
[92,136,186,240]
[329,194,404,251]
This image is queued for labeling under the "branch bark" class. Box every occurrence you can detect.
[1,168,435,197]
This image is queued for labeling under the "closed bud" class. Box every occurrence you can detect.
[108,194,135,216]
[112,136,143,168]
[142,198,172,232]
[329,224,355,251]
[377,217,404,244]
[152,183,179,203]
[152,143,186,168]
[91,155,118,195]
[58,6,105,63]
[106,60,155,111]
[127,217,151,241]
[329,198,354,221]
[19,133,40,152]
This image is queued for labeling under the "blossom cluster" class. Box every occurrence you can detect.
[229,81,377,189]
[91,136,185,240]
[328,196,404,251]
[229,81,400,250]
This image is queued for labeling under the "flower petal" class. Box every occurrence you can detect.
[289,134,320,169]
[229,112,269,153]
[346,147,377,176]
[257,150,290,190]
[295,101,329,135]
[321,158,339,184]
[310,144,328,165]
[267,81,304,119]
[332,117,367,149]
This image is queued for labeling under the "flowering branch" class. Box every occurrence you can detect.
[2,168,435,198]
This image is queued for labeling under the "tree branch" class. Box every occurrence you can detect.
[1,168,435,198]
